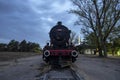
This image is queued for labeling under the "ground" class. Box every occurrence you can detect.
[0,55,42,80]
[0,53,120,80]
[75,54,120,80]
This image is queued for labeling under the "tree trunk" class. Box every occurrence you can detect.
[98,45,104,57]
[112,49,114,56]
[103,41,107,57]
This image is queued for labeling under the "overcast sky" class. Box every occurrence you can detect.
[0,0,82,48]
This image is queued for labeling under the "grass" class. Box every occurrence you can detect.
[0,52,41,61]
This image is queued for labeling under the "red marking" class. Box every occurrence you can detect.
[49,50,73,56]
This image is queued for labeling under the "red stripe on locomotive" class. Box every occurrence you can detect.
[49,50,73,56]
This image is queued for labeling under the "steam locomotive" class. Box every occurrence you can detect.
[43,21,78,66]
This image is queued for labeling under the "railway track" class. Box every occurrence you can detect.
[35,63,84,80]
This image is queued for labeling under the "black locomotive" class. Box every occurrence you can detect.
[43,21,78,66]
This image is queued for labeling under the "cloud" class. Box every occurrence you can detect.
[0,0,79,48]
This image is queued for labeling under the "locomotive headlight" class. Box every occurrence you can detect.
[71,50,78,57]
[44,50,50,57]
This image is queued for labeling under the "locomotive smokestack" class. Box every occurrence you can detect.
[57,21,62,25]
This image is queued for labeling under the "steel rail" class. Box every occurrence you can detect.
[37,64,84,80]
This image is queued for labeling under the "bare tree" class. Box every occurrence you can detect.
[70,0,120,57]
[69,31,79,45]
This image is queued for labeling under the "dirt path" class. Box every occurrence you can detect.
[0,55,42,80]
[75,54,120,80]
[0,54,120,80]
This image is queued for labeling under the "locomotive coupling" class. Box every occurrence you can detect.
[44,50,50,57]
[71,50,78,57]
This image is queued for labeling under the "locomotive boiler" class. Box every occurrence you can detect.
[43,21,78,66]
